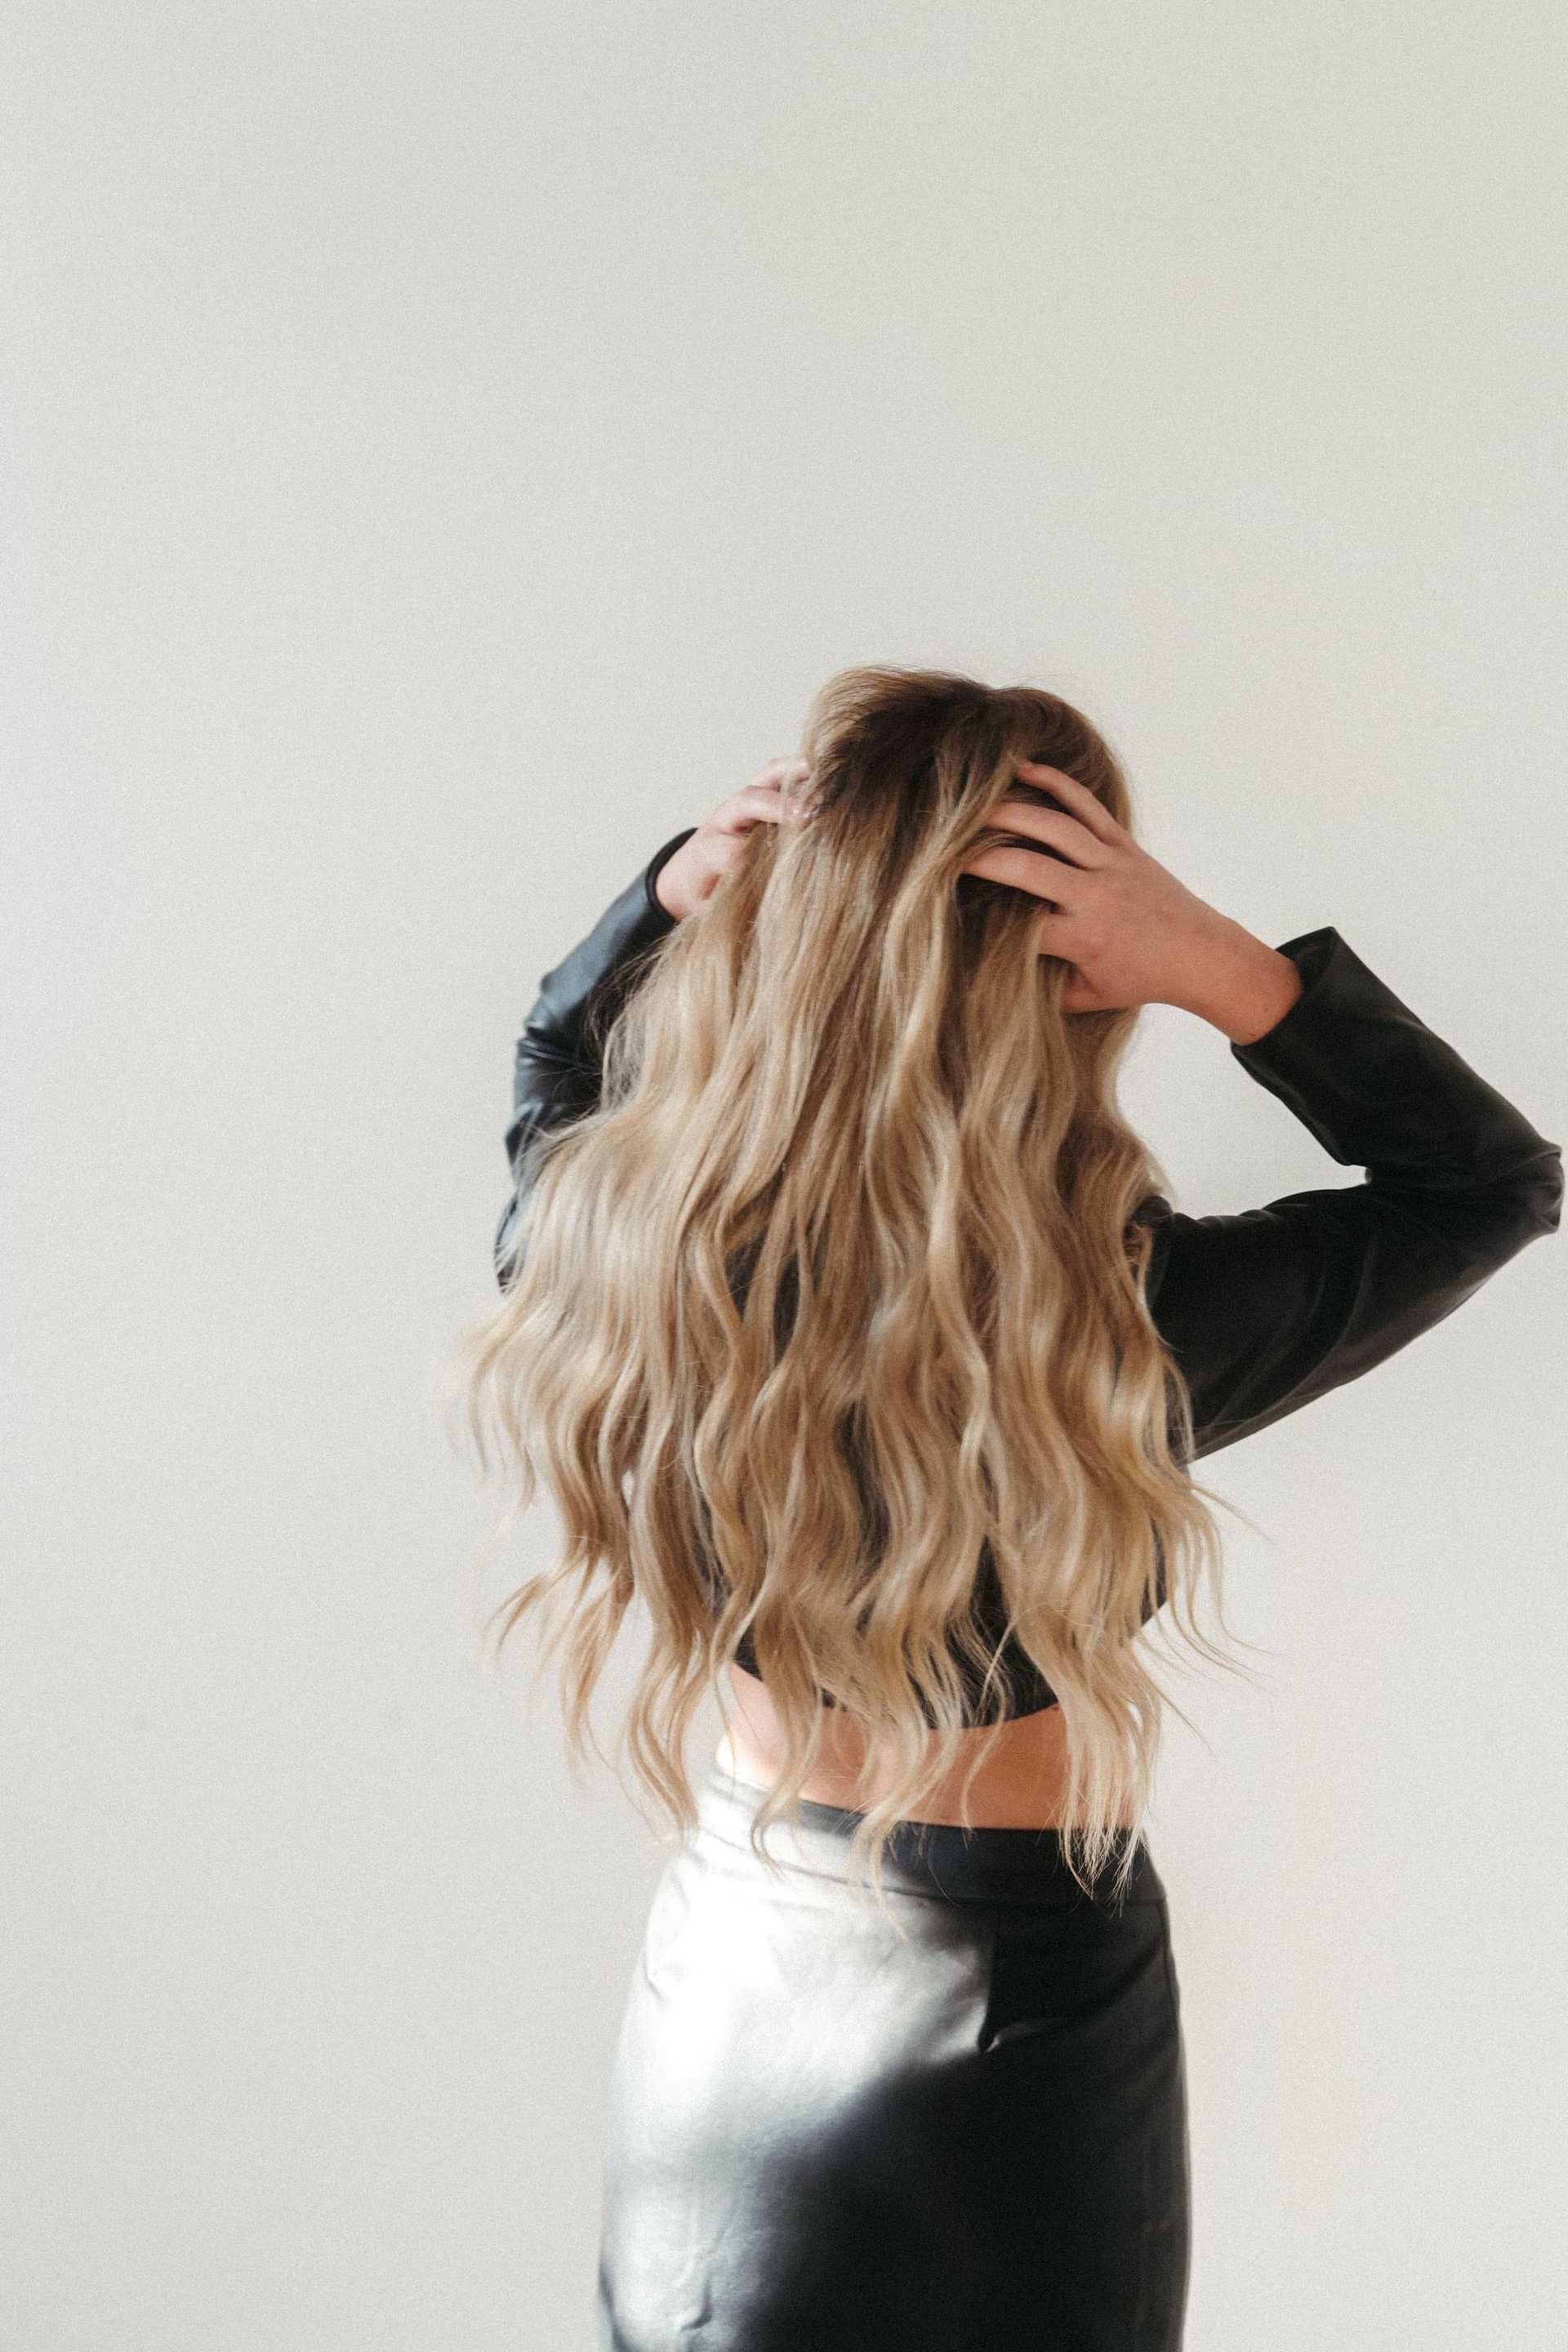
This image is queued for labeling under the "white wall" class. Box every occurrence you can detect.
[4,7,1564,2347]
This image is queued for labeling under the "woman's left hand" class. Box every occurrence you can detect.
[653,757,816,920]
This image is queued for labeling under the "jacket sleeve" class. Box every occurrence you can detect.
[1141,926,1563,1463]
[493,826,699,1290]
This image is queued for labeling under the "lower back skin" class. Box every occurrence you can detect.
[715,1664,1135,1830]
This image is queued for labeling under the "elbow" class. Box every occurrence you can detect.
[1434,1144,1565,1281]
[1517,1143,1566,1240]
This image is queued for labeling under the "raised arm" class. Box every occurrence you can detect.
[493,826,697,1290]
[1141,925,1563,1461]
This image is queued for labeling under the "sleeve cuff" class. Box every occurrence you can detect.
[1227,925,1345,1065]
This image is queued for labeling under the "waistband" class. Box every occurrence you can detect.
[697,1752,1165,1910]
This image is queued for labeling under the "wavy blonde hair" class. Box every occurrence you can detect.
[457,666,1259,1918]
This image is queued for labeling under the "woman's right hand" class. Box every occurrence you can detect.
[961,759,1300,1036]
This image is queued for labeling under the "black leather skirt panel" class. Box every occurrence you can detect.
[596,1755,1191,2350]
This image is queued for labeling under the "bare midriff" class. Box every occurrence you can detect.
[715,1662,1129,1831]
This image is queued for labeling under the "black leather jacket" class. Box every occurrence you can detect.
[495,826,1563,1718]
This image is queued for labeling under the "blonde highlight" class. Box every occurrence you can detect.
[454,666,1262,1923]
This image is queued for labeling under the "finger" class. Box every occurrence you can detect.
[715,782,811,834]
[1031,907,1088,963]
[960,841,1087,907]
[1010,760,1125,845]
[1031,919,1117,1010]
[978,797,1111,871]
[771,761,820,822]
[754,755,813,791]
[734,760,817,822]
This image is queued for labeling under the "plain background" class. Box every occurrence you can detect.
[4,6,1565,2347]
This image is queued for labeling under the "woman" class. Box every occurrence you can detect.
[463,666,1561,2350]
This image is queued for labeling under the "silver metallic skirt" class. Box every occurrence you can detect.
[596,1753,1191,2350]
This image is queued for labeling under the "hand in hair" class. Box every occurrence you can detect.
[962,759,1301,1040]
[653,755,817,921]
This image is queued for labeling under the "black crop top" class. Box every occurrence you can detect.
[494,824,1563,1722]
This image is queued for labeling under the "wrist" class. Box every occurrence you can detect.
[648,831,699,923]
[652,859,686,920]
[1181,924,1303,1045]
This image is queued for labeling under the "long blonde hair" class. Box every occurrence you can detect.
[457,666,1259,1916]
